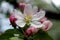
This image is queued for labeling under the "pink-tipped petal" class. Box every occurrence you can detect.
[24,4,33,15]
[40,17,47,23]
[25,27,38,36]
[31,27,39,33]
[25,27,32,36]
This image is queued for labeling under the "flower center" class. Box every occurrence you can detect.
[24,15,32,25]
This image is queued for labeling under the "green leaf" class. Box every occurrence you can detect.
[32,30,53,40]
[9,37,23,40]
[0,29,24,40]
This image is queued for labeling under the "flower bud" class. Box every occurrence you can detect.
[25,27,38,36]
[40,17,47,23]
[9,15,17,28]
[41,20,53,31]
[19,3,25,10]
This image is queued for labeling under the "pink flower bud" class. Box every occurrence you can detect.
[41,20,53,31]
[9,15,17,27]
[25,27,38,36]
[19,3,25,10]
[40,17,47,23]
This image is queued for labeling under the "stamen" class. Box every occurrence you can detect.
[24,14,32,25]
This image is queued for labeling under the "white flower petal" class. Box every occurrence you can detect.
[24,4,33,15]
[33,6,38,14]
[14,9,24,20]
[16,20,26,28]
[32,10,45,21]
[31,21,43,28]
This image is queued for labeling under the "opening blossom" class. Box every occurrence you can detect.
[14,4,45,28]
[40,17,53,31]
[41,20,53,31]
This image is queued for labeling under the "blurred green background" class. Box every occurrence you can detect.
[47,19,60,40]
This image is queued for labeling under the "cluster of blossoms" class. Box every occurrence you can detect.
[9,3,53,36]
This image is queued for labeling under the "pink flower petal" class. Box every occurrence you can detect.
[42,20,53,31]
[39,17,47,23]
[9,15,17,27]
[25,27,39,36]
[19,3,25,10]
[24,4,33,16]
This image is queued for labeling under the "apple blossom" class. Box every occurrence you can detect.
[19,3,25,10]
[14,4,45,28]
[41,20,53,31]
[9,15,17,28]
[25,27,39,36]
[40,17,47,23]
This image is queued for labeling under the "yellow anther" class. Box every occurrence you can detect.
[24,14,32,24]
